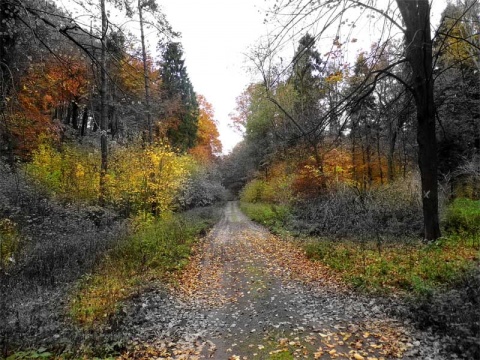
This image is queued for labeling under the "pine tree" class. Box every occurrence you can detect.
[160,42,198,151]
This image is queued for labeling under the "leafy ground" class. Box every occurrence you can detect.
[113,202,448,359]
[1,188,471,359]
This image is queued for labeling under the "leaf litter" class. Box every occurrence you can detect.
[117,202,448,359]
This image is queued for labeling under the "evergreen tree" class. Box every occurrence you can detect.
[160,41,198,151]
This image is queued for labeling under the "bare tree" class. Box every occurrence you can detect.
[255,0,478,240]
[99,0,108,204]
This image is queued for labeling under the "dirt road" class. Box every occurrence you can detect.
[120,202,445,359]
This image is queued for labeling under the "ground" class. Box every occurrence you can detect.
[116,202,447,360]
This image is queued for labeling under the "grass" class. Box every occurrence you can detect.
[304,234,479,295]
[69,207,220,328]
[445,198,480,235]
[240,202,290,235]
[241,198,480,296]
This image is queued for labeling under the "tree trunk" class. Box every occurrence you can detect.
[72,100,79,129]
[376,126,383,185]
[397,0,441,240]
[138,0,152,143]
[99,0,108,205]
[64,103,72,125]
[387,117,398,182]
[80,106,88,136]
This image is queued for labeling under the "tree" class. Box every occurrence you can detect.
[159,41,198,151]
[189,95,222,163]
[258,0,478,240]
[99,0,108,204]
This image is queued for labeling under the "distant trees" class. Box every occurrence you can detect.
[189,95,222,164]
[236,0,480,240]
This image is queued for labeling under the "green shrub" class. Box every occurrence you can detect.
[70,206,221,327]
[445,198,480,235]
[0,218,22,272]
[240,179,269,203]
[240,202,290,233]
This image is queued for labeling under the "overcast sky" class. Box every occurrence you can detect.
[160,0,270,153]
[157,0,448,154]
[55,0,448,154]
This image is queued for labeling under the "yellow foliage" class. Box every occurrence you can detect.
[27,141,193,214]
[108,143,190,215]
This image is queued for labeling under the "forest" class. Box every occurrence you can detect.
[0,0,479,359]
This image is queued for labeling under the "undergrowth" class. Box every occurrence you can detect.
[69,206,221,328]
[241,196,479,296]
[0,218,22,272]
[303,234,478,295]
[239,202,290,235]
[241,196,480,359]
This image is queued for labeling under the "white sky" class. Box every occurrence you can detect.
[54,0,448,154]
[160,0,270,154]
[157,0,447,154]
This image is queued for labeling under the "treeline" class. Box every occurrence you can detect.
[222,1,479,238]
[0,0,224,212]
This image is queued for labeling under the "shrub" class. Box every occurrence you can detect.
[0,219,22,272]
[444,198,480,235]
[107,143,191,215]
[240,179,269,203]
[411,269,480,359]
[27,141,193,215]
[69,206,221,327]
[240,202,290,233]
[176,167,227,210]
[27,142,100,202]
[290,176,423,237]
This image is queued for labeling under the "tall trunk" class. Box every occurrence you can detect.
[376,126,383,185]
[80,106,88,136]
[387,119,397,182]
[72,100,79,129]
[64,103,72,125]
[0,1,15,107]
[397,0,441,240]
[138,0,152,143]
[351,124,357,184]
[99,0,108,205]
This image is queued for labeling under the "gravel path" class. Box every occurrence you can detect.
[119,202,448,360]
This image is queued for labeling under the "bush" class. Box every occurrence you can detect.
[240,202,290,233]
[240,175,294,204]
[27,142,100,203]
[176,167,227,210]
[411,269,480,359]
[27,141,193,215]
[69,206,221,327]
[445,198,480,235]
[0,219,22,272]
[240,179,270,203]
[290,176,423,238]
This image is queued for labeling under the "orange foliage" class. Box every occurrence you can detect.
[117,56,160,100]
[10,54,90,156]
[292,158,330,198]
[291,147,353,197]
[189,95,222,163]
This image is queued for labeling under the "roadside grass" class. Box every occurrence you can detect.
[304,234,479,295]
[241,198,480,296]
[69,206,221,328]
[240,202,290,235]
